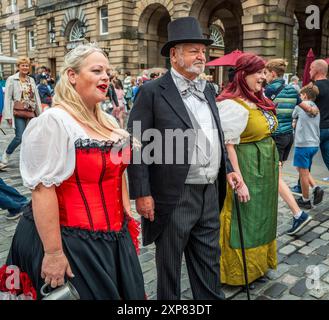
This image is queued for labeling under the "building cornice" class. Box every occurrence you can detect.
[36,0,95,16]
[0,17,36,32]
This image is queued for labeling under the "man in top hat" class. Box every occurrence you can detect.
[127,16,242,300]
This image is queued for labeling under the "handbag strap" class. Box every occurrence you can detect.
[269,83,286,101]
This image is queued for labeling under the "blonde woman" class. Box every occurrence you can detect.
[3,44,145,300]
[1,57,41,167]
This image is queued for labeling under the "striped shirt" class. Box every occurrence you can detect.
[265,78,302,135]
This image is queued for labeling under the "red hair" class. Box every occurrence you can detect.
[217,53,276,114]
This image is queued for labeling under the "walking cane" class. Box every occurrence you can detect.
[233,190,251,300]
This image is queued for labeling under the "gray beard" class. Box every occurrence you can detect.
[177,57,205,75]
[186,64,205,74]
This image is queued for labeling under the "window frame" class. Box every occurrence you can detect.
[99,7,109,35]
[0,64,4,79]
[27,0,33,8]
[12,33,18,53]
[28,30,35,50]
[10,0,17,13]
[69,21,84,42]
[48,18,55,43]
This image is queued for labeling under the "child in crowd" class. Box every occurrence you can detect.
[290,84,324,232]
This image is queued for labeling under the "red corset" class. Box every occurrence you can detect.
[56,139,131,232]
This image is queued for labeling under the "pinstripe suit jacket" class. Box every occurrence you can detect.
[127,71,233,246]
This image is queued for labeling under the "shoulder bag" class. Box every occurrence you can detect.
[13,77,36,119]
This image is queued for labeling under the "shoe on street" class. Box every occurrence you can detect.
[1,151,9,165]
[5,211,23,220]
[290,185,302,195]
[0,162,7,170]
[313,186,324,205]
[296,197,312,209]
[287,212,312,236]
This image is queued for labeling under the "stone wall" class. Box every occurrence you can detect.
[0,0,328,79]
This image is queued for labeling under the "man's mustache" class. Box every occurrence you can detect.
[193,61,205,65]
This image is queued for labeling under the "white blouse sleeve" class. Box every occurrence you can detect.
[217,99,249,145]
[20,111,76,189]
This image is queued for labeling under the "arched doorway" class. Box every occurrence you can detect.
[190,0,242,53]
[190,0,243,86]
[137,4,171,71]
[208,20,225,87]
[280,0,327,78]
[322,6,329,59]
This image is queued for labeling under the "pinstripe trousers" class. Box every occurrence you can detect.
[155,182,225,300]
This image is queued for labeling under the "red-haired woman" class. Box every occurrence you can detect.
[217,53,279,286]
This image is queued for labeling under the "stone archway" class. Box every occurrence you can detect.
[60,6,88,53]
[190,0,243,85]
[278,0,328,77]
[60,7,87,38]
[137,3,172,71]
[321,5,329,58]
[190,0,243,54]
[277,0,296,16]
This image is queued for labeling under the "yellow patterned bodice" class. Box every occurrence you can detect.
[234,98,278,144]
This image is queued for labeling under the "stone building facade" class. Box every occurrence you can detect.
[0,0,328,81]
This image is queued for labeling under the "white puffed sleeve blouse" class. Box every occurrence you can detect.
[20,108,88,190]
[216,99,249,145]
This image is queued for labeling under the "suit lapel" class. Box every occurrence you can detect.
[204,86,221,130]
[159,73,223,133]
[160,72,193,129]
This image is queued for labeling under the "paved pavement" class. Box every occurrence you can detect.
[1,128,329,300]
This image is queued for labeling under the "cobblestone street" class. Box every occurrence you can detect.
[1,128,329,300]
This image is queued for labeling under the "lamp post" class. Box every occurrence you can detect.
[79,21,87,39]
[103,46,111,57]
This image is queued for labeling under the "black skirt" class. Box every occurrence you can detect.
[6,204,145,300]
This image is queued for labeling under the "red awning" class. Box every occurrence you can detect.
[206,49,244,67]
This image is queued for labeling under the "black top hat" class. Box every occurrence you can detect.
[161,17,213,57]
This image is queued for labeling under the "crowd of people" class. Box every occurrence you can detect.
[0,16,328,300]
[97,70,163,129]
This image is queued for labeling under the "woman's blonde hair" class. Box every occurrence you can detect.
[52,43,128,141]
[16,57,30,68]
[40,78,48,85]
